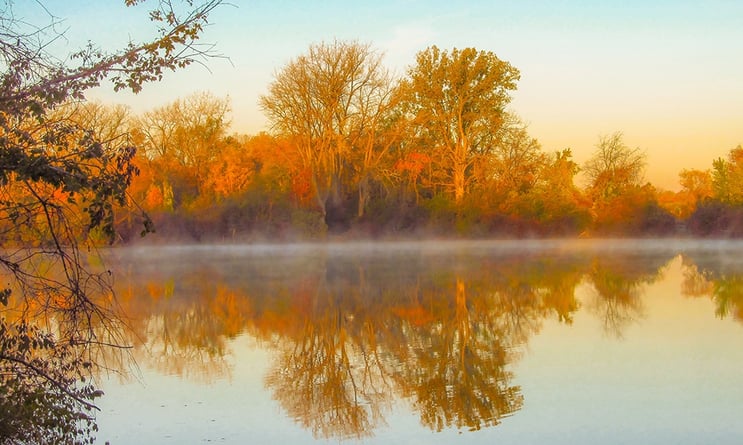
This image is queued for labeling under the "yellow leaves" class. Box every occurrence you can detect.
[402,46,520,204]
[712,145,743,205]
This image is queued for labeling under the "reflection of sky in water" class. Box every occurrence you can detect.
[506,261,743,444]
[96,241,743,444]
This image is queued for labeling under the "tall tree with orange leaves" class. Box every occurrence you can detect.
[260,41,394,228]
[133,92,230,210]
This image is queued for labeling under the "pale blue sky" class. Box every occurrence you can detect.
[16,0,743,189]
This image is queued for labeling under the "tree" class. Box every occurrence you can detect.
[483,116,547,210]
[131,92,230,212]
[666,168,713,219]
[203,135,260,200]
[0,1,223,442]
[680,168,713,203]
[260,40,395,227]
[62,102,133,146]
[135,92,230,183]
[527,149,590,232]
[712,145,743,205]
[583,132,646,199]
[398,46,520,205]
[582,133,656,233]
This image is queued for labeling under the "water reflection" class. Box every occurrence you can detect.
[104,241,743,440]
[680,248,743,323]
[585,253,671,336]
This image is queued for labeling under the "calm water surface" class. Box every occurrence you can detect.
[95,240,743,444]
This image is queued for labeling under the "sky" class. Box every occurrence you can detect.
[16,0,743,190]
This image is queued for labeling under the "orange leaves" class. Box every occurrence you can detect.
[50,187,71,204]
[143,184,164,209]
[204,143,254,199]
[657,189,696,220]
[395,152,431,177]
[291,167,315,207]
[729,146,743,165]
[679,169,712,202]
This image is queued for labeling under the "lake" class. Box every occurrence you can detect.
[94,239,743,444]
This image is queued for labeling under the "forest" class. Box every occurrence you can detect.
[3,39,743,245]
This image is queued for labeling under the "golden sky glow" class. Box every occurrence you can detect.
[20,0,743,190]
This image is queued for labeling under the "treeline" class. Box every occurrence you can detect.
[4,41,743,244]
[113,86,742,241]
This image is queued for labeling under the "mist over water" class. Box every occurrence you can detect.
[96,239,743,444]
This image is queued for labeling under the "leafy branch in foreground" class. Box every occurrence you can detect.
[0,1,224,443]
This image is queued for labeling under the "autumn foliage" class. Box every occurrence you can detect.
[103,85,742,242]
[4,42,741,244]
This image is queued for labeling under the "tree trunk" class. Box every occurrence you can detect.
[453,162,466,206]
[357,175,368,218]
[324,174,350,232]
[310,173,327,218]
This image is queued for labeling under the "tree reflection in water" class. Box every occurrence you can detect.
[585,253,671,337]
[256,252,537,438]
[680,249,743,323]
[113,263,250,382]
[390,276,522,433]
[106,242,688,439]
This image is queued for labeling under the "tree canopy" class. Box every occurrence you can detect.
[583,132,646,199]
[399,46,520,205]
[260,40,394,227]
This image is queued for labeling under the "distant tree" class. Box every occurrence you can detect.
[260,40,395,227]
[712,145,743,205]
[137,92,230,168]
[682,146,743,237]
[63,102,133,145]
[583,132,646,200]
[203,135,260,200]
[662,168,714,219]
[582,133,656,233]
[529,149,590,232]
[0,0,223,442]
[134,91,231,204]
[488,116,546,196]
[398,46,520,205]
[680,168,713,203]
[483,116,548,215]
